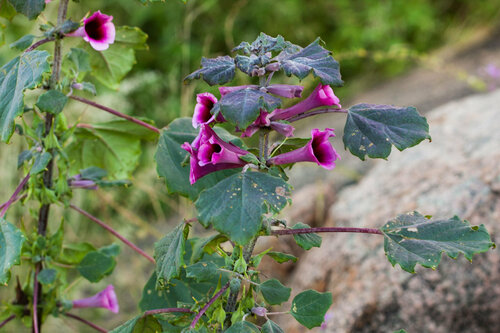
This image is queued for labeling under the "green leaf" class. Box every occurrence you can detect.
[235,55,264,75]
[262,320,284,333]
[17,150,32,168]
[0,0,16,20]
[58,242,96,265]
[184,55,235,86]
[393,330,408,333]
[218,88,281,129]
[115,26,148,50]
[132,316,162,333]
[290,290,332,329]
[99,243,121,258]
[37,268,56,285]
[31,152,52,175]
[225,321,260,333]
[155,118,241,201]
[10,34,35,50]
[7,0,44,20]
[259,279,291,305]
[381,211,495,273]
[190,234,228,263]
[280,38,343,86]
[266,251,297,263]
[86,44,135,90]
[0,50,50,142]
[185,261,220,282]
[196,171,290,245]
[154,222,189,286]
[249,33,296,55]
[63,48,91,77]
[77,251,116,283]
[109,316,140,333]
[0,218,25,285]
[67,119,156,179]
[292,223,322,250]
[35,90,68,115]
[343,104,431,160]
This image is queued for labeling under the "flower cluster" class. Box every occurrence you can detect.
[183,83,341,184]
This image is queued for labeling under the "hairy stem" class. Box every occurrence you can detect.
[271,227,383,236]
[24,38,55,54]
[0,315,15,329]
[288,107,348,123]
[69,95,160,134]
[0,173,30,218]
[190,282,230,329]
[64,313,107,333]
[143,308,193,317]
[69,204,156,264]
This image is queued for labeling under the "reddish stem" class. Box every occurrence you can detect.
[271,227,383,236]
[69,204,156,264]
[69,95,160,134]
[190,282,230,329]
[0,315,15,329]
[288,107,348,123]
[0,173,30,218]
[64,313,107,333]
[24,38,55,53]
[143,308,193,317]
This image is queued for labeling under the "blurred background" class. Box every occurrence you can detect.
[1,0,500,331]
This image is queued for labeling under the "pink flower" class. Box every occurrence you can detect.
[182,125,248,184]
[192,93,224,128]
[321,312,333,330]
[241,110,295,138]
[72,285,119,313]
[67,11,116,51]
[267,128,340,169]
[266,84,304,98]
[270,84,341,121]
[45,0,51,3]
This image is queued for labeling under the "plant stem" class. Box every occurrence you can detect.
[190,282,230,329]
[271,227,383,236]
[64,313,107,333]
[0,173,30,218]
[69,95,160,134]
[24,38,55,53]
[287,107,348,123]
[218,268,260,286]
[0,315,15,329]
[69,204,156,264]
[143,308,193,317]
[33,267,40,333]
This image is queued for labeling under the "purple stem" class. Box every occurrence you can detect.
[64,313,107,333]
[0,173,30,218]
[190,282,230,329]
[288,108,348,123]
[69,204,156,264]
[143,308,193,317]
[271,227,383,236]
[24,38,55,53]
[0,315,15,329]
[69,95,160,134]
[33,267,40,333]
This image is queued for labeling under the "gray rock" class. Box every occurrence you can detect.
[282,89,500,333]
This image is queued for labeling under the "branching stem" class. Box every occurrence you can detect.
[24,38,55,53]
[0,315,15,329]
[0,173,30,218]
[190,282,230,329]
[271,227,383,236]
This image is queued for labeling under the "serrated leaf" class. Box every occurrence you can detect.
[10,34,34,50]
[292,222,322,250]
[343,104,431,160]
[115,26,148,50]
[290,290,332,329]
[218,89,281,129]
[37,268,56,285]
[185,261,220,282]
[35,90,68,115]
[31,151,52,175]
[381,212,495,273]
[0,50,50,142]
[249,33,292,55]
[262,320,284,333]
[195,171,290,245]
[132,316,162,333]
[0,218,25,285]
[280,38,343,86]
[266,251,297,263]
[86,44,135,90]
[235,54,262,75]
[184,55,235,86]
[225,321,260,333]
[260,279,291,305]
[154,222,189,285]
[7,0,44,20]
[77,251,115,283]
[155,118,241,200]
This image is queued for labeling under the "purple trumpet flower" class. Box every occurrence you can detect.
[72,285,119,313]
[267,128,340,170]
[270,84,341,121]
[67,11,116,51]
[68,175,98,190]
[266,84,304,98]
[182,125,248,184]
[241,110,295,138]
[192,93,224,128]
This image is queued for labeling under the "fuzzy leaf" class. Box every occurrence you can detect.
[31,152,52,175]
[86,44,135,90]
[184,55,235,86]
[225,321,260,333]
[343,104,431,160]
[115,26,148,50]
[7,0,44,20]
[290,290,332,329]
[35,90,68,115]
[132,316,162,333]
[0,218,25,285]
[37,268,56,285]
[195,172,290,245]
[0,51,50,142]
[185,261,220,282]
[381,212,495,273]
[262,320,284,333]
[10,34,35,50]
[77,251,116,283]
[154,222,189,285]
[292,222,322,250]
[260,279,291,305]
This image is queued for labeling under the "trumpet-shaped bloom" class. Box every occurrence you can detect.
[270,84,341,121]
[267,128,340,169]
[67,11,116,51]
[266,84,304,98]
[72,285,119,313]
[241,110,295,138]
[182,125,248,184]
[192,93,224,128]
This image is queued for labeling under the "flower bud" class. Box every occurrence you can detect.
[72,285,119,313]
